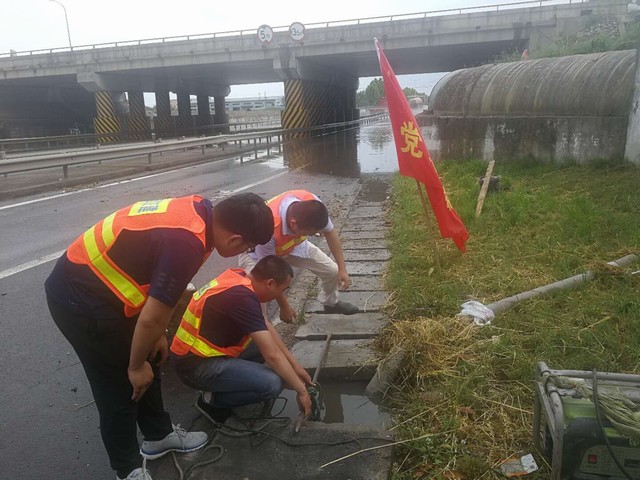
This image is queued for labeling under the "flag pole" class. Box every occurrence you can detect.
[415,180,440,266]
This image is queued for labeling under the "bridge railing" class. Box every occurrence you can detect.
[0,113,388,179]
[0,0,587,58]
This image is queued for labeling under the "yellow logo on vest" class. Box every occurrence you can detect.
[193,279,219,301]
[128,199,171,216]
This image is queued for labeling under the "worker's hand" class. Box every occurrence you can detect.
[279,304,297,323]
[294,364,313,387]
[128,362,154,402]
[296,388,312,418]
[337,268,350,291]
[148,335,169,365]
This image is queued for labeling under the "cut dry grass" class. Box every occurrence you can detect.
[383,161,640,479]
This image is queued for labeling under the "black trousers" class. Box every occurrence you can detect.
[47,296,173,476]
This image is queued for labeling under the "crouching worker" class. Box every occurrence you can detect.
[171,256,313,424]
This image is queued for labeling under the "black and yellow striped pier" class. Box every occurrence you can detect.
[93,91,121,143]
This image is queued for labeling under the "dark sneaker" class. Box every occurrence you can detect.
[140,424,207,459]
[196,393,233,425]
[323,300,359,315]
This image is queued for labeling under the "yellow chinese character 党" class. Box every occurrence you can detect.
[400,121,423,159]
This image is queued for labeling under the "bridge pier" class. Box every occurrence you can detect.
[93,91,121,143]
[197,94,212,134]
[214,96,229,134]
[127,90,150,141]
[281,79,357,137]
[176,91,192,135]
[154,90,173,138]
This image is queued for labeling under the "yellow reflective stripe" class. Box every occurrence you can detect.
[101,213,116,247]
[175,327,224,357]
[82,226,146,307]
[183,308,200,329]
[277,236,308,255]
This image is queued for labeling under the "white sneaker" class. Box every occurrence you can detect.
[116,465,152,480]
[140,424,208,459]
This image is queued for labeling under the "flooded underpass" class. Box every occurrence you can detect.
[276,119,399,178]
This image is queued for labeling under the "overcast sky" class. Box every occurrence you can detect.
[1,0,526,98]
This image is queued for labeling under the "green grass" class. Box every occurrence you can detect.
[383,161,640,479]
[493,21,640,62]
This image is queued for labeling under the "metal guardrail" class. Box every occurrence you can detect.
[0,0,587,58]
[0,114,388,179]
[0,120,281,154]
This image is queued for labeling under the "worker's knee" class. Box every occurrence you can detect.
[259,371,283,400]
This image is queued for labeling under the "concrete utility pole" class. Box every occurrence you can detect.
[49,0,72,49]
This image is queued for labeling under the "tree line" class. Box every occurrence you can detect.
[356,78,424,107]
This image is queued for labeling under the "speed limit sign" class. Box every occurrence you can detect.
[257,24,274,45]
[289,22,305,42]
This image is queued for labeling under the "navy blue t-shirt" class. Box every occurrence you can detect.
[198,283,268,347]
[45,197,213,319]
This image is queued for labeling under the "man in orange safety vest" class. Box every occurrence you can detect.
[239,189,359,323]
[171,255,313,423]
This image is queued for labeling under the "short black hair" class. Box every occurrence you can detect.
[212,193,273,245]
[289,200,328,231]
[251,255,294,284]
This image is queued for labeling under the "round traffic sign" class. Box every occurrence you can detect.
[257,24,274,45]
[289,22,305,42]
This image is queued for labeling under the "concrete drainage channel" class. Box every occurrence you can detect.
[154,175,396,480]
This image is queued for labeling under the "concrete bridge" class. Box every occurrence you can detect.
[0,0,630,139]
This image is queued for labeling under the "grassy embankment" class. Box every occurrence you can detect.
[495,20,640,62]
[382,160,640,479]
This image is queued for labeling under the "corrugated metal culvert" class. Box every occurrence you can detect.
[429,50,637,118]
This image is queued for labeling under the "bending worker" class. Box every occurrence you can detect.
[45,193,273,480]
[239,189,358,323]
[171,256,313,423]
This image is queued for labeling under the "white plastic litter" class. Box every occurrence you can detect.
[459,301,495,326]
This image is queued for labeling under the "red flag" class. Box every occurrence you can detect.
[374,39,469,252]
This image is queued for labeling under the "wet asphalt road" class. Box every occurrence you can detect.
[0,141,368,479]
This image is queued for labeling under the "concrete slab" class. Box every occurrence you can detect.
[348,206,385,218]
[306,291,389,313]
[150,421,394,480]
[353,200,387,208]
[342,217,387,231]
[292,339,377,381]
[344,248,390,262]
[346,261,387,275]
[347,275,384,291]
[340,230,386,240]
[295,313,387,340]
[342,237,387,250]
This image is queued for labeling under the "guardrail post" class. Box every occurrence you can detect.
[240,154,244,164]
[253,138,258,159]
[267,137,270,156]
[278,135,282,153]
[201,145,205,155]
[63,164,68,179]
[148,153,152,164]
[0,147,5,160]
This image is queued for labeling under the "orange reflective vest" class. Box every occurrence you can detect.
[170,269,254,358]
[268,189,317,256]
[66,195,209,317]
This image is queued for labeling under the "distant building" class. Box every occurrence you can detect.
[156,96,285,116]
[225,96,285,112]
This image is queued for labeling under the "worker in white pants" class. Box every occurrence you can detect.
[239,189,359,323]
